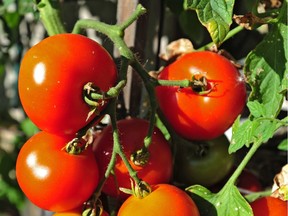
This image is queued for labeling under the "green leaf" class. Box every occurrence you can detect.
[254,119,278,143]
[231,3,287,153]
[3,12,21,29]
[278,138,288,151]
[246,101,265,118]
[186,185,253,216]
[244,2,287,118]
[183,0,234,45]
[229,117,256,153]
[20,118,39,137]
[19,0,37,15]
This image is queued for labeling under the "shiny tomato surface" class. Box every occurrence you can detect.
[156,51,246,140]
[16,131,99,212]
[250,196,288,216]
[174,135,235,187]
[94,118,173,200]
[118,184,200,216]
[18,33,117,135]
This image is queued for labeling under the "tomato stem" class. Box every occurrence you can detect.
[109,99,142,186]
[156,79,191,87]
[72,5,146,60]
[222,139,263,189]
[35,0,66,35]
[118,4,147,30]
[197,26,244,51]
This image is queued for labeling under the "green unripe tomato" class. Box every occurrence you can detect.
[173,134,235,187]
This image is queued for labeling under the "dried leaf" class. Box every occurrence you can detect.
[159,38,194,62]
[233,13,265,30]
[271,164,288,201]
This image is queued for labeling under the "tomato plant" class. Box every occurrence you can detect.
[94,118,173,199]
[18,33,117,135]
[156,51,247,141]
[16,131,99,212]
[250,196,288,216]
[2,0,286,215]
[174,134,235,187]
[117,184,200,216]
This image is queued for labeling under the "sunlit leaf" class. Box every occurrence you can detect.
[187,184,253,216]
[184,0,234,45]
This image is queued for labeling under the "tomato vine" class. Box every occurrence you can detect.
[9,0,288,215]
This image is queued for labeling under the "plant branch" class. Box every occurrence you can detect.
[35,0,66,35]
[109,99,141,185]
[198,25,244,51]
[222,139,263,189]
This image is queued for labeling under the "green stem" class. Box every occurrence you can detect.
[118,4,147,30]
[35,0,66,35]
[130,60,158,149]
[109,99,141,185]
[72,5,146,60]
[198,25,244,51]
[223,139,263,189]
[156,79,191,87]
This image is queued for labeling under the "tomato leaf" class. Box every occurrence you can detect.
[244,3,287,118]
[230,3,287,153]
[278,138,288,151]
[229,117,255,153]
[183,0,234,45]
[230,118,284,153]
[246,101,265,118]
[186,184,253,216]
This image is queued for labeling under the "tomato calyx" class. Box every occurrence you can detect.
[83,197,105,216]
[120,179,152,199]
[83,82,106,120]
[65,138,89,155]
[130,147,150,166]
[195,143,210,157]
[65,129,95,155]
[190,74,215,95]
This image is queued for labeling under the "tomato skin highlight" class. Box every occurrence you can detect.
[18,33,117,135]
[16,131,99,212]
[174,135,235,187]
[250,196,288,216]
[117,184,200,216]
[94,118,173,200]
[156,51,246,141]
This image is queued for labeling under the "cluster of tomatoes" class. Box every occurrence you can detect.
[16,34,117,215]
[15,33,286,216]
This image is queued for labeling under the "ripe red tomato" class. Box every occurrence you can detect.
[94,118,173,199]
[173,135,235,187]
[18,33,117,135]
[16,131,99,212]
[250,196,288,216]
[156,51,246,140]
[117,184,200,216]
[236,169,263,195]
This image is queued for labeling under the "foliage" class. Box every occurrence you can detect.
[0,0,287,215]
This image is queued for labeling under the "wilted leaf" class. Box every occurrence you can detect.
[272,164,288,201]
